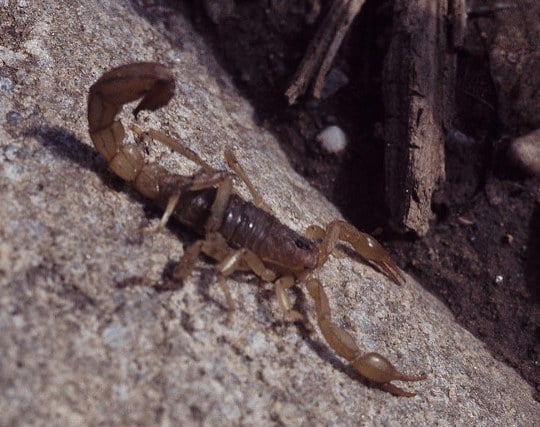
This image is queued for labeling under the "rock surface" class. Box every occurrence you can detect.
[0,1,538,425]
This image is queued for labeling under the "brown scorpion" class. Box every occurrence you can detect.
[87,62,426,396]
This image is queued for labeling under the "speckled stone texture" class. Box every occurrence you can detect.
[0,1,538,425]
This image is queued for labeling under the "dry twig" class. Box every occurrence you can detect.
[285,0,366,104]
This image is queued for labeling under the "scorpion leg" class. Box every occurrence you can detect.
[313,220,405,285]
[224,149,271,212]
[174,230,310,327]
[138,126,236,234]
[133,125,216,173]
[173,232,277,320]
[173,233,235,286]
[305,278,425,396]
[134,133,266,222]
[135,137,263,212]
[142,192,180,234]
[215,253,314,329]
[205,175,233,233]
[172,234,236,317]
[143,169,231,234]
[214,245,277,322]
[275,276,312,328]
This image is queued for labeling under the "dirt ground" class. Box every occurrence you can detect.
[164,0,539,398]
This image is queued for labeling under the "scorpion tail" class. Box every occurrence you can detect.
[88,62,175,137]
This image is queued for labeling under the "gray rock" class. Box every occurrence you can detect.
[0,1,538,425]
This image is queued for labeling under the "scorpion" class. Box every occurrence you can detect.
[87,62,426,396]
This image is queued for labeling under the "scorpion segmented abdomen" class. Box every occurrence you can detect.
[220,195,317,274]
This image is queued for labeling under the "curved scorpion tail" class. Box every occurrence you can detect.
[87,62,175,162]
[87,63,177,201]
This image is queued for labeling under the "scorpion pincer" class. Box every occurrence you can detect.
[87,62,426,396]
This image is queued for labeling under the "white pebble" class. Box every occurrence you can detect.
[317,125,347,154]
[508,128,540,177]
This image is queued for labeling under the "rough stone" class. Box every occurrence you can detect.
[0,1,538,425]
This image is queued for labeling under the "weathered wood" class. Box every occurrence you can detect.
[383,0,460,235]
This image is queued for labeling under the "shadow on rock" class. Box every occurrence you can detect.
[30,124,106,173]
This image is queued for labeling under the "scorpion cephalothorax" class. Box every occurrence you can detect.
[87,62,425,396]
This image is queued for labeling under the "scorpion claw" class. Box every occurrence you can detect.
[316,220,405,286]
[380,371,426,396]
[307,279,424,396]
[379,259,406,286]
[381,383,418,398]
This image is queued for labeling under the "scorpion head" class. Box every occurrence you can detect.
[275,235,318,275]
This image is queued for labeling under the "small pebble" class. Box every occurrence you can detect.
[445,129,470,145]
[316,125,347,154]
[506,52,518,64]
[508,128,540,177]
[457,216,475,226]
[320,67,349,99]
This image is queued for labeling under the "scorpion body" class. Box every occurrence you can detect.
[87,62,425,396]
[213,193,318,275]
[169,186,318,276]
